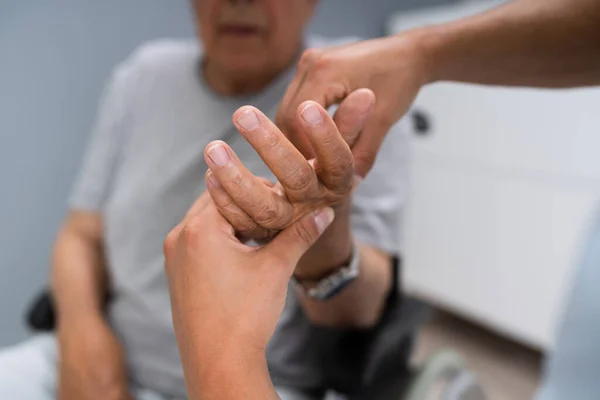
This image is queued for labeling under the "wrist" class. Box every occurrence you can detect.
[294,204,352,279]
[395,26,447,85]
[294,241,355,282]
[191,346,272,399]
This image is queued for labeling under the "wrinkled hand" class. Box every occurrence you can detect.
[203,99,371,242]
[163,192,334,375]
[276,34,429,177]
[58,316,131,400]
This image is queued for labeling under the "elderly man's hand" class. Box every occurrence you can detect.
[204,100,370,243]
[58,316,131,400]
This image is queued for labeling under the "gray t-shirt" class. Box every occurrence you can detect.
[69,37,410,397]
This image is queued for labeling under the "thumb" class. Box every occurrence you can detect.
[262,208,335,271]
[351,108,393,178]
[333,88,375,148]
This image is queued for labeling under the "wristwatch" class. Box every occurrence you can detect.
[291,241,360,301]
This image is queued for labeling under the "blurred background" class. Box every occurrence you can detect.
[2,1,600,399]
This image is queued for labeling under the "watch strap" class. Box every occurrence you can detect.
[292,241,360,301]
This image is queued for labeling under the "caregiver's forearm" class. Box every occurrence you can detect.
[415,0,600,87]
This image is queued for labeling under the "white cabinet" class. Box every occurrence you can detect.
[389,1,600,350]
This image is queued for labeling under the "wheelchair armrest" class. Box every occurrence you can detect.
[25,289,56,332]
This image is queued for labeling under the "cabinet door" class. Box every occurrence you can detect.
[402,150,598,349]
[389,2,600,349]
[412,84,600,182]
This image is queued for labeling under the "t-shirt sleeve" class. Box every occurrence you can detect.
[351,117,411,255]
[68,64,133,212]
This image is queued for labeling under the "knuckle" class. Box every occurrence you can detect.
[255,200,285,229]
[284,167,314,196]
[217,200,256,233]
[321,154,354,195]
[312,52,332,73]
[299,48,321,70]
[257,129,281,152]
[292,217,318,246]
[323,83,347,105]
[228,168,245,187]
[216,191,240,213]
[353,149,377,174]
[332,170,354,195]
[181,223,202,247]
[163,229,178,257]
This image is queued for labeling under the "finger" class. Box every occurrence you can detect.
[278,83,347,159]
[276,50,321,157]
[262,207,335,272]
[276,64,306,130]
[351,105,395,178]
[277,60,348,158]
[232,106,319,198]
[204,140,293,230]
[333,88,375,147]
[297,102,354,193]
[205,170,273,241]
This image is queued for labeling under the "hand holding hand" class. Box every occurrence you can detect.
[204,99,370,242]
[163,193,334,397]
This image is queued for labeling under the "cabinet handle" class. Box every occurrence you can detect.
[412,109,432,136]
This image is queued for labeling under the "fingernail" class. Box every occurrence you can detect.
[313,208,335,234]
[206,170,221,188]
[301,104,323,127]
[236,109,259,131]
[207,144,230,166]
[353,88,376,114]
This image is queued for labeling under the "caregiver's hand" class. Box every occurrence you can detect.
[163,192,333,400]
[276,34,430,177]
[204,101,367,242]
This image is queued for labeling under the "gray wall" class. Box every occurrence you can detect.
[310,0,454,37]
[0,0,450,346]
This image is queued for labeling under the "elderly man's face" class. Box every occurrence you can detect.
[192,0,317,75]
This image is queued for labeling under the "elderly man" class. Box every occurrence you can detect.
[0,1,410,400]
